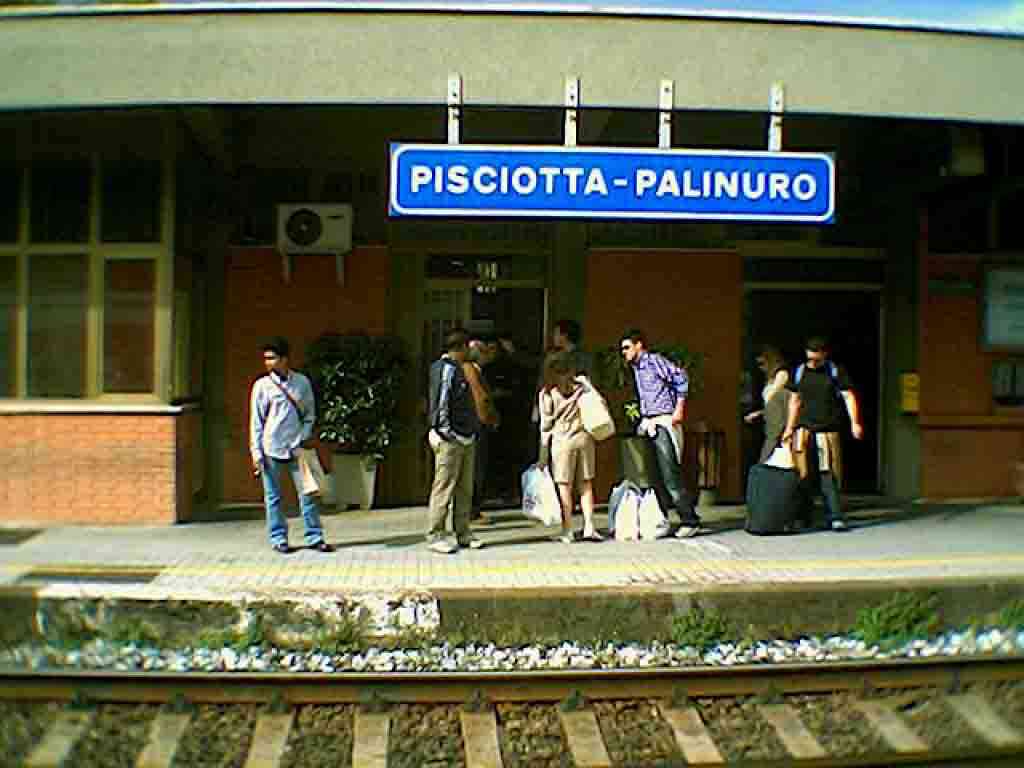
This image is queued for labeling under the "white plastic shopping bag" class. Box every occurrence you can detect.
[638,489,671,539]
[614,488,642,541]
[296,448,328,496]
[521,464,562,527]
[577,377,615,442]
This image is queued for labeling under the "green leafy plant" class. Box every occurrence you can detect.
[670,605,736,650]
[306,333,409,463]
[997,599,1024,628]
[854,592,940,649]
[312,614,369,654]
[105,617,161,647]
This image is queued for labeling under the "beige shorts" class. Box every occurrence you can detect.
[551,431,596,489]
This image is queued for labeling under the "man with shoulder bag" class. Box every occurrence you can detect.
[249,336,334,555]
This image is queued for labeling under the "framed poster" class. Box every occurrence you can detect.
[983,267,1024,350]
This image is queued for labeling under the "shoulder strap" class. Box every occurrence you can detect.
[268,373,305,420]
[794,362,841,392]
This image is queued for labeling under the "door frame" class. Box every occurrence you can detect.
[743,281,886,493]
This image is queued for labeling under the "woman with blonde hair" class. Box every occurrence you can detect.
[538,351,601,543]
[744,344,792,462]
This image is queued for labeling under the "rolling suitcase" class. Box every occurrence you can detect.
[745,463,801,535]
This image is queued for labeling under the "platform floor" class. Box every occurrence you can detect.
[1,499,1023,601]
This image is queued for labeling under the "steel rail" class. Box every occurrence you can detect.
[2,655,1023,705]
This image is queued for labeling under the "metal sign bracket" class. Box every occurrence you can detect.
[659,79,674,149]
[768,82,785,152]
[448,73,462,145]
[564,77,580,147]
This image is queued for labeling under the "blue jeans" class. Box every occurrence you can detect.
[260,456,324,546]
[801,432,845,524]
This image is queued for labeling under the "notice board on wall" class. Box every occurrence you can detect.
[983,267,1024,350]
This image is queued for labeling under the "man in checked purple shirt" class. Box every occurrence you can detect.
[621,329,702,538]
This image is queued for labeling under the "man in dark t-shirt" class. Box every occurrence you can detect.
[782,336,864,531]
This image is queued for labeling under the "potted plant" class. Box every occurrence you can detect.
[591,342,706,491]
[306,332,408,510]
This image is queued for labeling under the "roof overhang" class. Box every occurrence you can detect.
[1,9,1023,125]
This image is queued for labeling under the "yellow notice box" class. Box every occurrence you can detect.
[901,373,920,413]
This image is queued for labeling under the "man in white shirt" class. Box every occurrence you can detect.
[250,336,334,554]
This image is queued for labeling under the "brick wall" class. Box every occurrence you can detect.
[176,409,203,522]
[222,246,391,504]
[0,412,189,525]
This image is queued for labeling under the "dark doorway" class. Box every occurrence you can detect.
[423,253,547,505]
[744,290,881,494]
[474,287,546,504]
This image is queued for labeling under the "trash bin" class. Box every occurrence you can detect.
[691,424,724,507]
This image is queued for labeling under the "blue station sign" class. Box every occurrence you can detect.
[389,143,834,223]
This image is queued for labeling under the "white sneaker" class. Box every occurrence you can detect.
[428,539,458,554]
[675,525,701,539]
[459,537,485,550]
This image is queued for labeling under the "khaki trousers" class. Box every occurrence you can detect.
[427,434,476,543]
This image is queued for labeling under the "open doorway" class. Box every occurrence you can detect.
[744,289,882,494]
[423,254,547,505]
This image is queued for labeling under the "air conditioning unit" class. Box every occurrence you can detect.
[276,203,353,254]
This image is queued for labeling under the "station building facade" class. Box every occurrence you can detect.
[0,5,1022,524]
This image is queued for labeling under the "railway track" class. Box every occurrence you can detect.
[3,656,1023,767]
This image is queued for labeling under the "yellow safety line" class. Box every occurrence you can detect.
[4,553,1024,580]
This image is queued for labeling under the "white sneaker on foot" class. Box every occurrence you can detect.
[459,537,484,550]
[428,539,458,554]
[675,524,701,539]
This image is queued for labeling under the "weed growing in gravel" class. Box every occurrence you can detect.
[462,690,488,713]
[560,690,586,712]
[232,614,267,651]
[670,605,737,650]
[195,627,238,649]
[385,624,438,650]
[104,617,161,647]
[164,694,195,714]
[669,687,691,710]
[359,690,390,713]
[997,600,1024,628]
[752,683,784,706]
[854,591,940,649]
[312,614,368,653]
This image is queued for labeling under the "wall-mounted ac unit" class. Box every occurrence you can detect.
[276,203,353,254]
